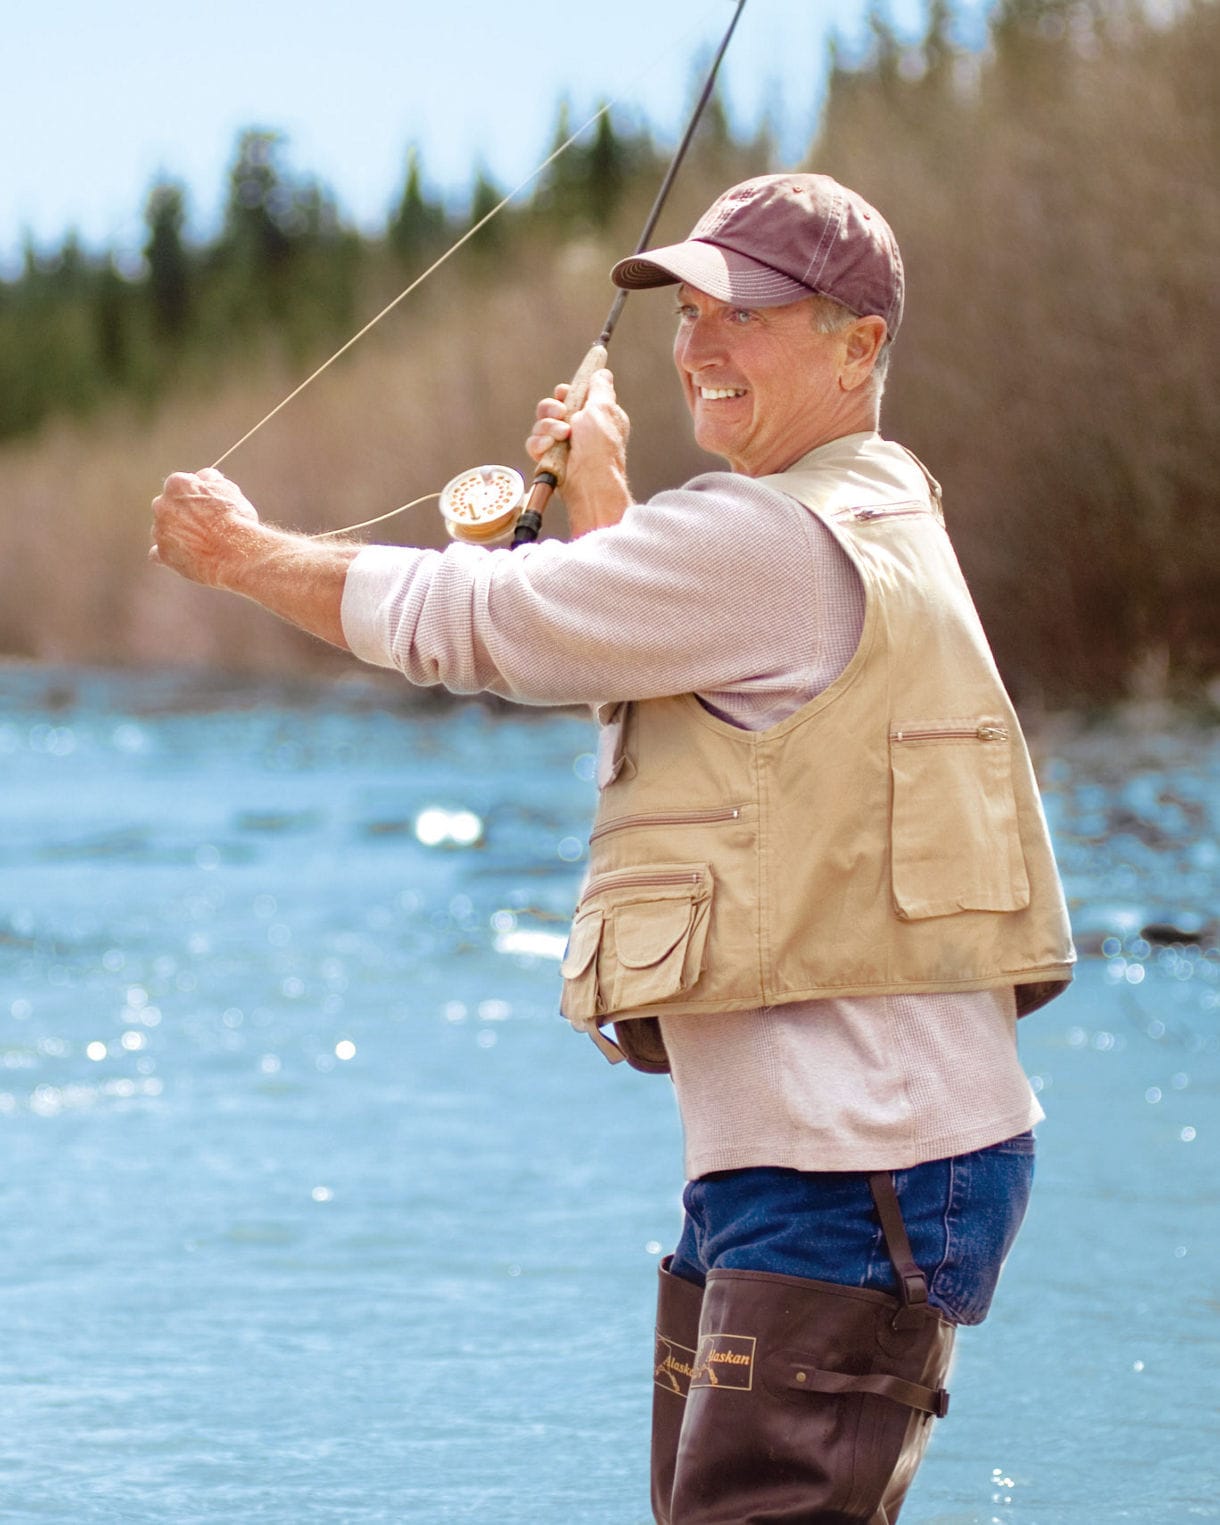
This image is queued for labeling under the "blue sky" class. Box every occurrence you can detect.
[1,0,934,267]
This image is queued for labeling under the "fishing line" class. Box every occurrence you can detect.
[208,9,718,482]
[209,103,613,474]
[307,492,440,540]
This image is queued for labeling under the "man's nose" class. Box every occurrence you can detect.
[676,317,720,372]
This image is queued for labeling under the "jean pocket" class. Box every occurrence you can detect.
[926,1140,1036,1326]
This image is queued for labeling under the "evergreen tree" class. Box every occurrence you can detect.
[49,230,88,299]
[388,147,447,266]
[534,99,635,231]
[222,130,296,279]
[466,165,506,253]
[94,258,130,382]
[534,98,583,225]
[143,180,191,343]
[585,107,630,229]
[215,128,351,347]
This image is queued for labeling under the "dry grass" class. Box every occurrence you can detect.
[1,6,1216,702]
[816,0,1220,702]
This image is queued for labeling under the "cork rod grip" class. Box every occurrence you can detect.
[532,341,609,486]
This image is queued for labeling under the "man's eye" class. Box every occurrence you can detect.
[729,309,756,325]
[674,305,697,322]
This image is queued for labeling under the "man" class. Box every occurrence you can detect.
[153,174,1074,1523]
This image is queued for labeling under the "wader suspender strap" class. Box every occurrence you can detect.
[861,1171,952,1417]
[777,1175,951,1419]
[867,1171,930,1309]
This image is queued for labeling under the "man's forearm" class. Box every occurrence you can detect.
[220,523,361,651]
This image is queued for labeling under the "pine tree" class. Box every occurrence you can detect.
[388,147,447,266]
[215,128,351,349]
[222,130,296,280]
[94,258,131,382]
[534,99,582,225]
[144,180,191,343]
[585,107,629,229]
[466,165,506,253]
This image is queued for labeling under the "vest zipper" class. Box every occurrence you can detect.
[589,806,742,843]
[838,502,928,522]
[890,723,1009,743]
[583,868,705,897]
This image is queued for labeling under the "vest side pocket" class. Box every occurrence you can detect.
[567,864,713,1017]
[559,907,604,1022]
[888,722,1031,919]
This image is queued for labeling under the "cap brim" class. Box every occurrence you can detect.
[610,240,812,308]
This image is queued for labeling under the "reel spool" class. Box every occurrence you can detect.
[439,465,524,546]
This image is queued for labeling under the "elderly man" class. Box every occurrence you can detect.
[153,174,1074,1523]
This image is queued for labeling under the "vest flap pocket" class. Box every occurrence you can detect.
[561,909,603,979]
[614,900,695,970]
[559,909,604,1023]
[889,719,1031,919]
[579,863,713,1014]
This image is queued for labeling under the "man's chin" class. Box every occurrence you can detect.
[692,416,737,462]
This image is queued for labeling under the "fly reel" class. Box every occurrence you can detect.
[439,465,525,546]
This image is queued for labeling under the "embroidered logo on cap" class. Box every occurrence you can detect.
[693,186,756,237]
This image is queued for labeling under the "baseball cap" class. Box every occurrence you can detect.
[610,173,904,337]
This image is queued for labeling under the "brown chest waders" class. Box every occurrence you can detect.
[651,1172,955,1525]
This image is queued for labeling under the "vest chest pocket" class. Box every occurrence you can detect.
[888,721,1031,919]
[560,865,713,1021]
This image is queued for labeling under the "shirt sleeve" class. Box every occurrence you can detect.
[339,473,836,708]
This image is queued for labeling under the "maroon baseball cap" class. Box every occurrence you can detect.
[610,173,904,337]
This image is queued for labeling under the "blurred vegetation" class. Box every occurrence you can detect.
[0,0,1216,707]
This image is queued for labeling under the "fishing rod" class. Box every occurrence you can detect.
[440,0,749,549]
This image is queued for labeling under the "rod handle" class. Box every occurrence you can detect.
[532,341,609,485]
[511,481,552,547]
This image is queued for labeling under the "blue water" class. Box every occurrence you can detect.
[0,668,1216,1524]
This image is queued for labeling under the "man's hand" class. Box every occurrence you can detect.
[525,368,632,537]
[149,467,359,650]
[150,467,264,589]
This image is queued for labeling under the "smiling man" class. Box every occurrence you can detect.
[152,174,1074,1524]
[668,281,885,475]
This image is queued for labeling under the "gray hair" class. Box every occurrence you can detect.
[808,293,892,399]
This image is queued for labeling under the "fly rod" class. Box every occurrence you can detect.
[439,0,749,549]
[513,0,748,545]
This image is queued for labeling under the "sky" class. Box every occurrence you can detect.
[0,0,934,268]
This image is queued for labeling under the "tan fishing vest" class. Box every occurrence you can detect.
[559,436,1075,1073]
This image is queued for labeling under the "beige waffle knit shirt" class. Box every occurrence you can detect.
[341,435,1043,1178]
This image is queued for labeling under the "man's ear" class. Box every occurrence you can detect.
[839,316,888,392]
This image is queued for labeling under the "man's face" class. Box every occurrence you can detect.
[671,285,862,477]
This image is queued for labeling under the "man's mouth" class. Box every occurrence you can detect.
[698,386,747,401]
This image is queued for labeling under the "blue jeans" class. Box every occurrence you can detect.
[669,1131,1035,1326]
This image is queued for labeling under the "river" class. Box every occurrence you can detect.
[0,666,1215,1523]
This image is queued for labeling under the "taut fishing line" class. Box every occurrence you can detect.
[204,4,747,544]
[209,102,616,475]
